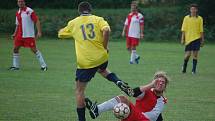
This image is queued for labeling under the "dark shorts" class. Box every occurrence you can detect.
[75,61,108,82]
[185,39,201,51]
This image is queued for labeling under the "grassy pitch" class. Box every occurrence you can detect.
[0,36,215,121]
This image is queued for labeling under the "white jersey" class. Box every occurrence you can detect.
[16,7,37,38]
[124,12,144,38]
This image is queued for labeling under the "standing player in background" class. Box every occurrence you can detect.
[58,2,133,121]
[9,0,47,71]
[122,1,144,64]
[85,71,169,121]
[181,4,204,74]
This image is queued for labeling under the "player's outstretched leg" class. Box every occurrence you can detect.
[85,96,130,119]
[99,69,134,96]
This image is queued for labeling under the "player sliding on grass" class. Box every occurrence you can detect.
[9,0,47,71]
[85,71,169,121]
[58,2,133,121]
[122,1,144,64]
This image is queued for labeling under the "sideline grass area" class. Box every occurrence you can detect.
[0,36,215,121]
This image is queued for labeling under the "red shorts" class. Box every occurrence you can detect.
[14,37,36,48]
[122,103,149,121]
[126,37,139,49]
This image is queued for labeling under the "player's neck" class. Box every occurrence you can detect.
[20,6,27,10]
[190,13,197,17]
[154,90,163,97]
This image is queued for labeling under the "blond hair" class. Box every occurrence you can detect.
[153,71,170,86]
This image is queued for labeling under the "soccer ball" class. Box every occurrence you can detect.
[113,103,130,119]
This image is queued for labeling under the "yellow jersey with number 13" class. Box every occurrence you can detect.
[58,14,110,69]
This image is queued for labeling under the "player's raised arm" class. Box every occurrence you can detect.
[132,79,155,98]
[58,21,73,39]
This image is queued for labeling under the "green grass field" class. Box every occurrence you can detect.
[0,36,215,121]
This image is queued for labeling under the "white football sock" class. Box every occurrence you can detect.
[13,53,20,68]
[36,50,47,68]
[130,50,136,63]
[98,97,119,114]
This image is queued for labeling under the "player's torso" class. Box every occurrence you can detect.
[71,15,108,69]
[135,90,160,112]
[16,7,35,38]
[127,13,143,38]
[186,16,201,32]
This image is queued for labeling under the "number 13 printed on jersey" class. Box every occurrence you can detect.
[80,23,96,40]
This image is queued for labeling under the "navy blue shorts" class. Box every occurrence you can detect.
[75,61,108,82]
[185,39,201,51]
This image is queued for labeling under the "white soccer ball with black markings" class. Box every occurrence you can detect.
[113,103,130,119]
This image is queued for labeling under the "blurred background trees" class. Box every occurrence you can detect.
[0,0,214,41]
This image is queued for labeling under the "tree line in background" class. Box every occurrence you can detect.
[0,0,214,41]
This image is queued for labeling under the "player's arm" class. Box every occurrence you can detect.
[200,17,204,47]
[181,31,185,45]
[140,16,144,39]
[200,32,204,47]
[181,17,186,45]
[36,19,42,38]
[31,12,42,38]
[143,97,165,121]
[122,25,127,37]
[133,79,157,98]
[12,17,18,39]
[122,18,128,37]
[140,24,144,39]
[102,27,110,50]
[58,21,73,39]
[12,25,18,39]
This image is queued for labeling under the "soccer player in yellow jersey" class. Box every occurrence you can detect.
[181,3,204,74]
[58,2,133,121]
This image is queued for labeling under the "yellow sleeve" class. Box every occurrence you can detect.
[58,20,73,39]
[98,17,111,31]
[181,16,187,31]
[199,17,204,32]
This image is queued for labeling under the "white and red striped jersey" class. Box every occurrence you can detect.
[135,89,167,121]
[124,12,144,38]
[15,7,38,39]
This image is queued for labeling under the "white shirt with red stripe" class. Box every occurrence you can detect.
[124,12,144,38]
[15,7,38,39]
[135,89,167,121]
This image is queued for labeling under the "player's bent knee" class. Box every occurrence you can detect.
[117,95,130,105]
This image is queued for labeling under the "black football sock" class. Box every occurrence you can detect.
[182,59,189,72]
[77,107,86,121]
[192,59,198,73]
[106,73,121,84]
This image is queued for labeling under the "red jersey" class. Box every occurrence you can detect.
[123,89,167,121]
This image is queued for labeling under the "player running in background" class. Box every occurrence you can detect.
[85,71,169,121]
[181,3,204,74]
[9,0,47,71]
[58,2,133,121]
[122,1,144,64]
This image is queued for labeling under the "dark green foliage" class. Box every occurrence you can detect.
[0,6,214,41]
[0,0,131,9]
